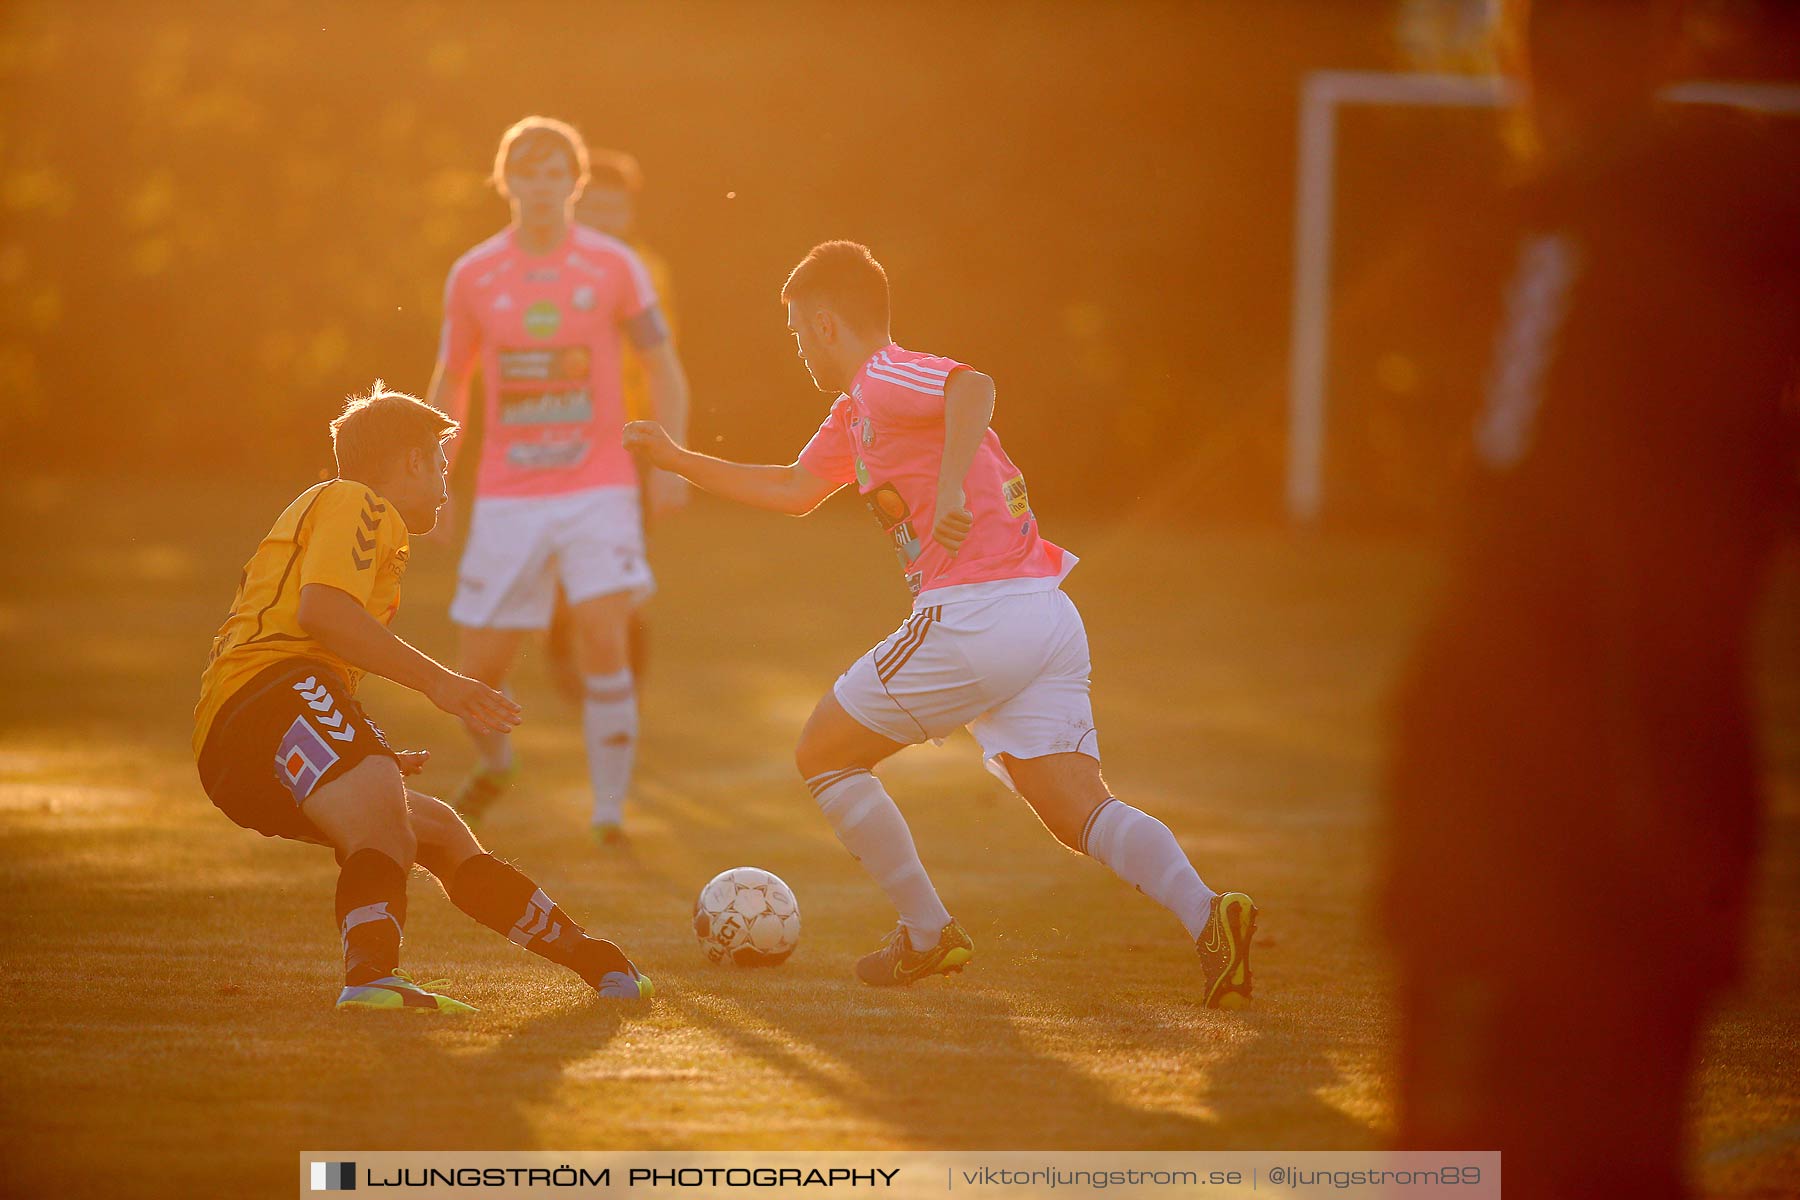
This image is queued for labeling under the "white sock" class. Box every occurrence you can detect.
[1082,798,1216,941]
[807,768,951,949]
[583,670,638,825]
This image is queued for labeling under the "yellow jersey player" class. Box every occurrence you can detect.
[193,383,652,1011]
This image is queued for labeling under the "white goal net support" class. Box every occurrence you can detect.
[1284,70,1800,524]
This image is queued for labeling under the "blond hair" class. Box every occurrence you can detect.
[491,115,590,197]
[329,380,457,479]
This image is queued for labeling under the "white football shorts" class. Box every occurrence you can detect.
[834,586,1099,790]
[450,486,654,630]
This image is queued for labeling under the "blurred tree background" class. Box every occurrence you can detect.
[0,0,1490,523]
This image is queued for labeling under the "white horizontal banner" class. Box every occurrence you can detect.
[299,1151,1499,1198]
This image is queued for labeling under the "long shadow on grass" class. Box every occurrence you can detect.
[663,979,1212,1148]
[658,860,1377,1149]
[1197,1003,1381,1148]
[322,1001,634,1150]
[990,897,1384,1148]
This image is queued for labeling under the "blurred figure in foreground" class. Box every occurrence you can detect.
[545,148,680,708]
[1385,2,1799,1196]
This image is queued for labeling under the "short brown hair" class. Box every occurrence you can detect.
[781,241,890,335]
[491,115,590,196]
[587,147,643,194]
[329,381,457,480]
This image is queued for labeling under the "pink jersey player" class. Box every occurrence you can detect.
[622,241,1256,1005]
[798,345,1074,604]
[437,223,665,498]
[427,117,691,844]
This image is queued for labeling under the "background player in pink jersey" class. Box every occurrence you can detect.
[428,117,691,844]
[542,147,679,708]
[625,241,1257,1004]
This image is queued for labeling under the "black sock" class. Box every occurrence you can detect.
[335,849,408,987]
[447,853,630,987]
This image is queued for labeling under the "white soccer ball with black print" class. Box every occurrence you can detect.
[693,867,801,966]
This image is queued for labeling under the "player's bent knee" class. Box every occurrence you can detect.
[793,711,836,780]
[1032,801,1090,853]
[795,692,901,781]
[340,818,415,869]
[794,726,861,781]
[794,734,827,781]
[407,791,482,860]
[306,756,419,865]
[1006,754,1107,852]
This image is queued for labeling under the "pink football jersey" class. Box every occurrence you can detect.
[437,225,666,498]
[798,344,1073,605]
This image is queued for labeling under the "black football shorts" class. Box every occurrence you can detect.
[197,660,397,845]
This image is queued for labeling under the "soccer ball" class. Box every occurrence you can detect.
[693,867,801,966]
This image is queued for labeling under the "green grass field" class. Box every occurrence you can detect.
[2,476,1795,1198]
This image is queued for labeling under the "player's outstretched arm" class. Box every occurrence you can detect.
[296,583,521,735]
[623,420,841,516]
[638,341,693,516]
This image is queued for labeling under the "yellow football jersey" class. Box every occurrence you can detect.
[193,479,409,754]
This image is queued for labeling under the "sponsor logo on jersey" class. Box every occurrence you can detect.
[523,300,561,339]
[572,284,597,311]
[506,436,591,470]
[524,267,559,283]
[1002,473,1031,517]
[497,345,591,383]
[890,521,921,563]
[867,483,909,530]
[865,483,921,564]
[855,458,871,489]
[499,387,594,426]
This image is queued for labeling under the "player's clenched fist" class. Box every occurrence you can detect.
[427,670,523,736]
[932,487,974,555]
[623,420,681,469]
